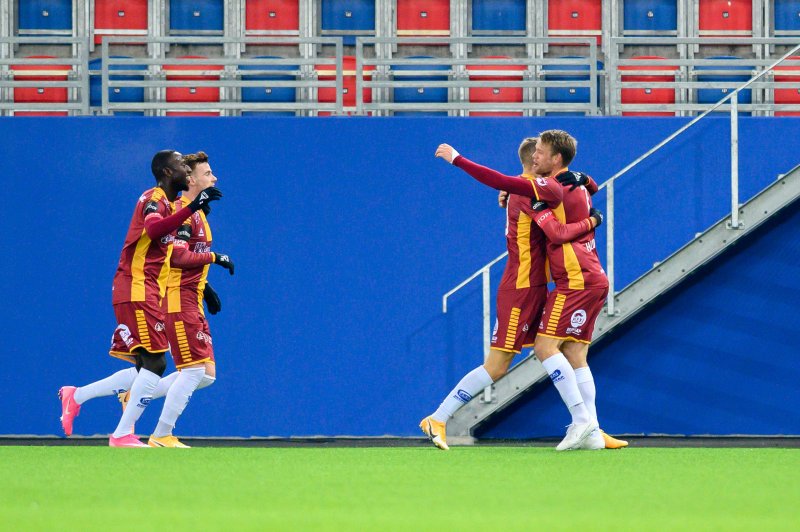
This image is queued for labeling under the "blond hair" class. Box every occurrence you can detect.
[538,130,577,166]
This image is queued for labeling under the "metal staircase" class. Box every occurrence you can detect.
[447,164,800,443]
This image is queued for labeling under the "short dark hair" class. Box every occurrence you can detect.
[183,151,209,171]
[151,150,177,181]
[518,137,538,168]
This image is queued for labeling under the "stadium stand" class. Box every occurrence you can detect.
[315,54,374,115]
[470,0,526,35]
[772,0,800,37]
[697,0,753,37]
[467,55,525,116]
[88,56,145,114]
[240,55,298,115]
[92,0,148,45]
[542,56,602,115]
[17,0,72,36]
[164,55,223,115]
[169,0,225,36]
[547,0,602,44]
[622,0,678,36]
[695,56,753,115]
[391,55,448,115]
[11,55,70,115]
[396,0,449,37]
[774,55,800,116]
[320,0,375,45]
[619,55,678,115]
[244,0,300,37]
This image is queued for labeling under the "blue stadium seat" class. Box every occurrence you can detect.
[622,0,678,36]
[471,0,526,34]
[320,0,375,46]
[391,56,449,116]
[542,57,603,115]
[695,56,752,115]
[774,0,800,35]
[88,57,146,115]
[240,56,298,116]
[169,0,224,35]
[17,0,72,36]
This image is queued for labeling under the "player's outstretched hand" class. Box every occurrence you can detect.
[532,200,549,212]
[590,207,604,228]
[557,171,590,191]
[214,252,235,275]
[435,144,460,164]
[203,283,221,315]
[188,186,223,213]
[498,190,509,208]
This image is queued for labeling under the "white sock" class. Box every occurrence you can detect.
[112,369,160,438]
[152,372,179,400]
[541,354,591,425]
[432,366,493,422]
[152,367,205,438]
[74,367,137,405]
[197,375,215,390]
[574,366,598,425]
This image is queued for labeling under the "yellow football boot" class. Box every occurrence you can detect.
[148,435,191,448]
[601,431,629,449]
[419,416,449,451]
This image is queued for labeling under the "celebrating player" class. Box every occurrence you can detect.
[58,150,222,447]
[420,138,601,451]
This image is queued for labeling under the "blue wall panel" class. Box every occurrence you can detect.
[0,116,798,437]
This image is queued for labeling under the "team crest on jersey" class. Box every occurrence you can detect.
[536,177,548,188]
[570,310,587,328]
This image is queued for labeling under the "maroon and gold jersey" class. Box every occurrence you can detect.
[112,187,175,306]
[531,171,608,290]
[498,174,549,290]
[165,196,213,316]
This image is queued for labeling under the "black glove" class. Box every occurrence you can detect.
[203,283,221,315]
[590,207,604,228]
[188,186,222,213]
[214,252,235,275]
[532,200,549,212]
[201,203,212,216]
[557,171,590,191]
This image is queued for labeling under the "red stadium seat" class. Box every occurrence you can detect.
[396,0,449,37]
[619,56,678,116]
[467,56,525,116]
[93,0,148,45]
[315,56,375,116]
[164,56,223,116]
[245,0,300,36]
[12,56,70,116]
[774,56,800,116]
[548,0,602,45]
[698,0,753,37]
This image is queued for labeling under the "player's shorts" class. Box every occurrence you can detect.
[166,311,215,369]
[109,301,169,363]
[537,286,609,344]
[491,286,548,353]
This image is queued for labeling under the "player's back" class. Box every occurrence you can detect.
[112,187,174,305]
[500,189,548,290]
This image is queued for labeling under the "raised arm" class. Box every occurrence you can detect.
[435,144,536,197]
[144,186,223,240]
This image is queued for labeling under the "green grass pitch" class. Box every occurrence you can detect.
[1,446,797,530]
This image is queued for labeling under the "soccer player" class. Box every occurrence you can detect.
[147,151,234,448]
[420,138,601,451]
[58,150,221,447]
[433,133,626,451]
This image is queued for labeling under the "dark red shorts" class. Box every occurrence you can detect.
[166,311,215,369]
[491,286,548,353]
[537,286,608,344]
[109,301,169,363]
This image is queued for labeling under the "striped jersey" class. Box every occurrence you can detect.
[499,174,549,290]
[165,196,213,316]
[112,187,175,305]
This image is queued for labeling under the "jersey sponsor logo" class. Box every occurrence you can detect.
[536,211,551,225]
[455,389,473,404]
[196,331,213,345]
[194,242,211,253]
[570,310,587,328]
[566,327,583,335]
[112,324,135,348]
[144,201,159,215]
[154,322,165,332]
[584,239,596,253]
[549,369,565,383]
[160,234,177,245]
[536,177,548,188]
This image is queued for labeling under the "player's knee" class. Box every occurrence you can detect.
[204,362,216,378]
[138,352,167,376]
[486,366,507,381]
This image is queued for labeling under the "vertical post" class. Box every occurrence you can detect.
[482,267,492,402]
[730,92,740,229]
[606,180,615,315]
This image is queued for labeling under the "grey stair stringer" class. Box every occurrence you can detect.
[447,166,800,443]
